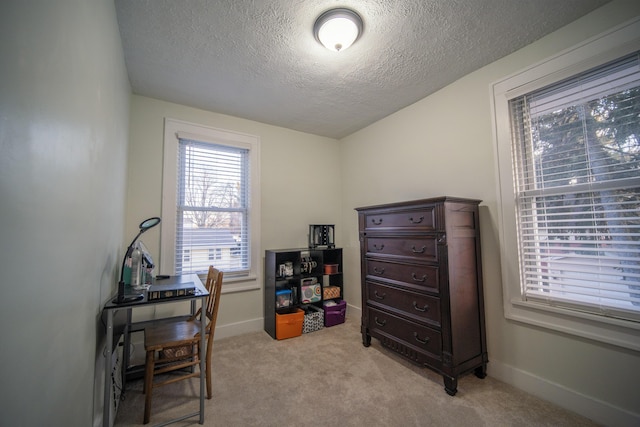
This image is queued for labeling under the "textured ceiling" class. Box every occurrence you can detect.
[115,0,610,139]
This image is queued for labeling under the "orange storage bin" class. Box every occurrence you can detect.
[276,308,304,340]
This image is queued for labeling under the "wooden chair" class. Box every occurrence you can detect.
[142,266,223,424]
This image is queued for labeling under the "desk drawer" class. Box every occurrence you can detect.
[367,281,441,327]
[366,259,439,294]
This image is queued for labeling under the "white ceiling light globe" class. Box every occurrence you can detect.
[318,17,358,51]
[314,9,363,52]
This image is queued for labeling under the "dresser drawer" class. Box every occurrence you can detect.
[366,259,439,294]
[365,235,438,262]
[367,306,442,362]
[363,207,436,232]
[366,281,441,328]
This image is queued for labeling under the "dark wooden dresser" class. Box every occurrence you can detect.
[356,197,488,395]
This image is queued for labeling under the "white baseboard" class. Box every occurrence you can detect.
[488,359,640,427]
[214,317,264,339]
[348,303,638,426]
[129,318,264,353]
[347,302,362,318]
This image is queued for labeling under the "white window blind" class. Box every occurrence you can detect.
[509,52,640,322]
[175,137,250,276]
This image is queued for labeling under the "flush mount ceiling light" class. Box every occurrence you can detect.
[313,8,363,52]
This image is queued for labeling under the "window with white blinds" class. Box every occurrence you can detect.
[161,119,260,290]
[175,137,250,276]
[509,52,640,322]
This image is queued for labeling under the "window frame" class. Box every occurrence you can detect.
[161,118,261,293]
[491,17,640,351]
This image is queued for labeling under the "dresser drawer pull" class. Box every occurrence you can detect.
[374,290,386,299]
[414,332,430,345]
[409,216,424,224]
[412,273,427,282]
[373,267,385,275]
[374,317,387,327]
[373,244,385,251]
[371,218,383,225]
[411,245,426,253]
[413,301,429,312]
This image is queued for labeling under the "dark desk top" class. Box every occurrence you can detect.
[104,273,208,310]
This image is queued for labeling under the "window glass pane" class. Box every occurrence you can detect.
[527,91,640,190]
[519,190,640,312]
[510,52,640,321]
[175,138,250,275]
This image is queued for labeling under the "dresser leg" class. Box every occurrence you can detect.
[361,326,371,347]
[363,332,371,347]
[444,376,458,396]
[474,364,487,379]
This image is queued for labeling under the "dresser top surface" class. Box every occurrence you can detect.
[355,196,481,212]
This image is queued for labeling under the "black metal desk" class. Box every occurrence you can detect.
[102,274,209,427]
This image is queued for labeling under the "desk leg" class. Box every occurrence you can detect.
[199,296,205,424]
[122,308,132,394]
[104,309,113,427]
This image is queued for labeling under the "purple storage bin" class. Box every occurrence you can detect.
[323,299,346,327]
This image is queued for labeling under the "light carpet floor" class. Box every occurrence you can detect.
[114,315,599,426]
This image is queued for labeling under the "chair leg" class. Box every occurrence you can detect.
[143,349,155,424]
[206,351,212,399]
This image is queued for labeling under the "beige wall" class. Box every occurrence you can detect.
[340,1,640,425]
[0,1,131,426]
[126,95,342,334]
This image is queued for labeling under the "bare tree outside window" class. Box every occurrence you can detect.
[176,139,249,274]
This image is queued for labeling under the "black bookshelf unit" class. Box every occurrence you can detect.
[264,247,343,339]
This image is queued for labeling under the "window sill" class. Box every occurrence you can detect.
[197,272,260,294]
[506,298,640,352]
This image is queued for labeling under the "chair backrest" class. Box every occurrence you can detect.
[188,266,222,356]
[204,266,223,325]
[203,266,223,351]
